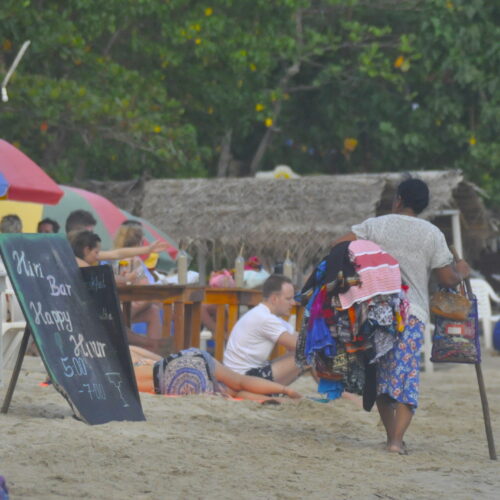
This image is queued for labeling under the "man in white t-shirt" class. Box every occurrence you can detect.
[223,275,302,385]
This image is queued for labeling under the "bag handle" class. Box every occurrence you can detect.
[450,245,472,298]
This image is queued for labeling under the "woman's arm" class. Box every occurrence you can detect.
[99,240,169,261]
[214,360,301,399]
[434,259,471,288]
[331,231,357,247]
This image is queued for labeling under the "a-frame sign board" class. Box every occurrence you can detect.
[0,233,145,424]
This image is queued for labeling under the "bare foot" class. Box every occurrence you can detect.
[387,443,408,455]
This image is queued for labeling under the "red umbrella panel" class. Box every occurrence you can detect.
[0,139,63,205]
[43,185,178,272]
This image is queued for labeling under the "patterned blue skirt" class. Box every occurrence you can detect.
[376,315,424,408]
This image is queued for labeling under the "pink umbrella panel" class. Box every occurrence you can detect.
[43,185,178,272]
[0,139,63,204]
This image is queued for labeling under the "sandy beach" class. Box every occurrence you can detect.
[1,353,499,500]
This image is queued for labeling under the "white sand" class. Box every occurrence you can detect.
[1,354,500,500]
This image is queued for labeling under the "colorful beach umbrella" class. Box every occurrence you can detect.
[0,139,63,204]
[0,179,179,271]
[41,186,178,272]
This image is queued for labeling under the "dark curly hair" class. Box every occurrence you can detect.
[397,178,429,215]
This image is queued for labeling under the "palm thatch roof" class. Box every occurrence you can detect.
[138,170,494,274]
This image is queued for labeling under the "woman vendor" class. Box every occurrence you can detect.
[334,178,470,454]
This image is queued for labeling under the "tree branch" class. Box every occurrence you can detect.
[103,28,125,56]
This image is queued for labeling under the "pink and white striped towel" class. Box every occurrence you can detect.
[338,239,401,309]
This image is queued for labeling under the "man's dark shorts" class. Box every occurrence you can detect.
[245,362,274,381]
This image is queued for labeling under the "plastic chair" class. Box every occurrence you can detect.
[423,323,434,373]
[470,278,500,350]
[1,289,26,385]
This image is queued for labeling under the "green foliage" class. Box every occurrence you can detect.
[0,0,499,206]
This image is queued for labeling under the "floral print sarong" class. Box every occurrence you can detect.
[376,315,423,408]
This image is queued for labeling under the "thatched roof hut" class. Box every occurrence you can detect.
[136,170,494,280]
[81,170,495,283]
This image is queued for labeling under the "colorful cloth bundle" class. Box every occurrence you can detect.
[297,240,408,402]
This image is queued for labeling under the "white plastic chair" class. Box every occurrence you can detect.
[470,278,500,350]
[1,290,26,367]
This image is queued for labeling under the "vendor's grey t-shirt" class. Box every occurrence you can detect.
[352,214,453,323]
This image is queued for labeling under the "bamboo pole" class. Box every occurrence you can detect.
[450,246,497,460]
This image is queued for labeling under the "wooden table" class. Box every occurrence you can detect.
[117,284,205,352]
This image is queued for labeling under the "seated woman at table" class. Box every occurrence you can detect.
[112,220,157,284]
[70,230,163,341]
[111,221,163,340]
[130,345,302,402]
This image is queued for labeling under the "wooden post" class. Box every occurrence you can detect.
[234,246,244,288]
[475,363,497,460]
[451,245,497,460]
[1,326,31,414]
[197,242,207,286]
[161,303,172,338]
[186,302,202,350]
[177,249,188,285]
[173,301,185,352]
[283,250,293,280]
[214,305,226,362]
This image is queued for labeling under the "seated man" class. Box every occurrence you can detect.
[223,274,302,386]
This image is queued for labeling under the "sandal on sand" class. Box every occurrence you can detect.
[261,399,281,406]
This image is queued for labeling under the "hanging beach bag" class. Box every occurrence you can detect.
[430,289,472,320]
[431,284,481,364]
[153,348,220,395]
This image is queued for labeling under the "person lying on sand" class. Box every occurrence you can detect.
[130,346,302,402]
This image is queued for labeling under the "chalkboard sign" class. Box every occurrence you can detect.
[80,264,141,399]
[0,233,145,425]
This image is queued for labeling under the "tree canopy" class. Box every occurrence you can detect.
[1,0,499,202]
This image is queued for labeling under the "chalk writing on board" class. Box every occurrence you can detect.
[80,383,106,400]
[86,273,106,291]
[29,301,73,332]
[46,275,72,296]
[69,334,107,358]
[98,308,113,321]
[60,357,88,377]
[106,372,130,407]
[12,250,44,278]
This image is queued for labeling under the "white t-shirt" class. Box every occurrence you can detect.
[352,214,453,323]
[223,303,293,374]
